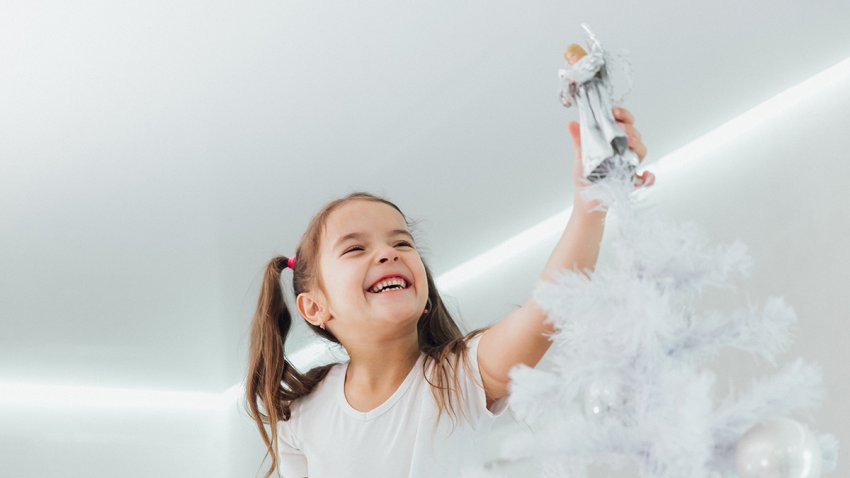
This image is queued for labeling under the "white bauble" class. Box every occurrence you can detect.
[735,417,822,478]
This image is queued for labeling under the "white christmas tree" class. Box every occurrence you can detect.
[463,165,839,478]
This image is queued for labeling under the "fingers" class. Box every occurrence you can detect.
[613,107,634,124]
[614,108,654,188]
[622,123,641,141]
[568,121,581,158]
[630,138,647,162]
[573,110,653,188]
[567,121,586,185]
[634,170,656,188]
[614,108,646,162]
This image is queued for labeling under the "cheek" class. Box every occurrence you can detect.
[344,270,367,297]
[325,262,366,300]
[413,260,428,293]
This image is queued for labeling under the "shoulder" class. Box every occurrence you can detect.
[461,331,509,416]
[277,362,345,453]
[459,332,488,394]
[287,361,346,419]
[463,331,485,359]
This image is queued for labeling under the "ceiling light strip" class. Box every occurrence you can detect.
[0,382,225,411]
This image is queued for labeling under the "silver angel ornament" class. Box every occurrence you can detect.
[558,26,639,182]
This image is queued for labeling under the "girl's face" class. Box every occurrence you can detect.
[315,200,429,338]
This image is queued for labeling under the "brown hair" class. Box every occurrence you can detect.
[244,191,491,478]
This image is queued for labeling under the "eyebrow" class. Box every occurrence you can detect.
[333,229,414,250]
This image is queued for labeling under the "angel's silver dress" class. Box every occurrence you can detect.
[559,48,638,181]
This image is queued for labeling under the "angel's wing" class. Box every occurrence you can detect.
[569,23,632,104]
[581,23,603,52]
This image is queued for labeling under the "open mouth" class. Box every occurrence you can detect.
[367,286,410,295]
[367,277,411,294]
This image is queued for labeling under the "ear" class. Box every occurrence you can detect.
[296,291,330,327]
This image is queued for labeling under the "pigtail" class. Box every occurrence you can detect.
[245,256,336,478]
[244,256,291,478]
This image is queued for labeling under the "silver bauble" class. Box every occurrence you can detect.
[735,417,822,478]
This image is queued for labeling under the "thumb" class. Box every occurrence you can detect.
[568,121,581,158]
[568,121,584,184]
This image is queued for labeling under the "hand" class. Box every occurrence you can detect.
[567,107,655,189]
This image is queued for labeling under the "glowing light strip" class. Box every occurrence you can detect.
[2,56,847,411]
[0,382,226,411]
[434,210,572,291]
[289,339,333,369]
[655,56,850,177]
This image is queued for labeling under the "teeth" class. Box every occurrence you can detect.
[369,277,408,293]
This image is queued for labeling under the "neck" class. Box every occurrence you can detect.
[344,332,421,390]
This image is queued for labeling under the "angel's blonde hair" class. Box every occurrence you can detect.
[564,43,588,61]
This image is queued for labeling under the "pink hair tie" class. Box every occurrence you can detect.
[287,255,297,270]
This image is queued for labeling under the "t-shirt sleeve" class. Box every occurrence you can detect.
[276,419,308,478]
[464,333,509,425]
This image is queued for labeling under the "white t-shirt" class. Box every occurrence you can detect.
[276,334,509,478]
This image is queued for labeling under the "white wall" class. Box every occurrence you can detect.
[0,404,227,477]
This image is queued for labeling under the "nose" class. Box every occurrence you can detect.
[378,245,399,263]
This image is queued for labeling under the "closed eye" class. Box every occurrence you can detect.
[343,241,414,255]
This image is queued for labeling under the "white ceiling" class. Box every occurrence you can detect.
[2,0,850,394]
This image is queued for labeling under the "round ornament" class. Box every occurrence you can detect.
[735,417,822,478]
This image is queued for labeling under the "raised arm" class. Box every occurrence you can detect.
[477,109,652,405]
